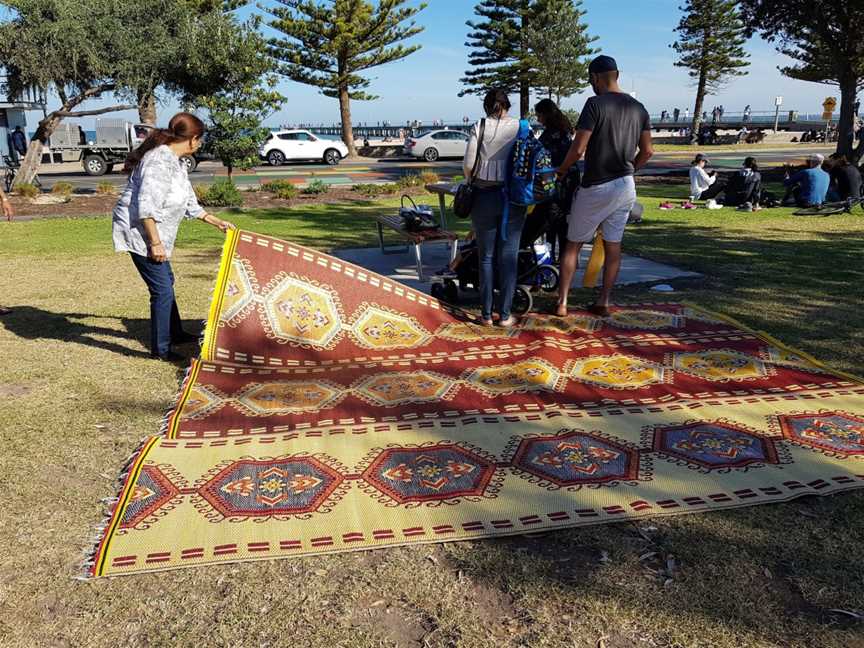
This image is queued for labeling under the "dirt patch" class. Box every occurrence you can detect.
[0,383,32,398]
[350,596,435,648]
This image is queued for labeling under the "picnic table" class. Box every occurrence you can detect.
[372,211,458,282]
[425,182,460,230]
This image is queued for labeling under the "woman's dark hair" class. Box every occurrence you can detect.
[483,89,511,118]
[534,98,573,134]
[743,156,758,171]
[124,112,205,174]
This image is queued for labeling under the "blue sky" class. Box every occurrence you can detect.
[21,0,835,128]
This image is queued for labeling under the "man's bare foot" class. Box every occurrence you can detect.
[587,303,610,317]
[553,303,568,317]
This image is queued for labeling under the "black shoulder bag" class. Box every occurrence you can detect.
[453,118,486,219]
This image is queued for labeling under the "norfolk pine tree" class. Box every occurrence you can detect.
[460,0,532,117]
[267,0,426,158]
[671,0,749,144]
[525,0,597,103]
[739,0,864,160]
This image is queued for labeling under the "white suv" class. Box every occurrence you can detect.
[260,130,349,166]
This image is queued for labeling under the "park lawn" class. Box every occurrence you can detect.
[0,189,862,648]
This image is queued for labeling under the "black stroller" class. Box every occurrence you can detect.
[431,168,579,314]
[432,199,577,314]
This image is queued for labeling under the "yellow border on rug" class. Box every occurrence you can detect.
[92,436,160,577]
[683,301,864,385]
[201,228,239,362]
[166,359,202,439]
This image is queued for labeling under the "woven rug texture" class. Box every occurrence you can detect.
[87,229,864,577]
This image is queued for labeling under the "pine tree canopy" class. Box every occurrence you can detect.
[267,0,426,101]
[671,0,750,93]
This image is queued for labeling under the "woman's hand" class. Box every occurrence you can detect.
[203,213,235,233]
[148,242,167,263]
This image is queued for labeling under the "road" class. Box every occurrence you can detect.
[32,145,834,191]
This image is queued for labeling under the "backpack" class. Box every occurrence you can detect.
[507,120,557,206]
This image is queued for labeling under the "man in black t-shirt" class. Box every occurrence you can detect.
[555,55,654,317]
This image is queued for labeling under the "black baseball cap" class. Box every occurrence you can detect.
[588,55,618,74]
[694,153,709,163]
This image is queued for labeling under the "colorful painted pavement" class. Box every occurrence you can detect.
[86,230,864,577]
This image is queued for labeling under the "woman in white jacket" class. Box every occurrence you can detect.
[462,89,525,327]
[688,153,724,202]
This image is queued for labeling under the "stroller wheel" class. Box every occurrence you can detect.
[536,264,560,293]
[443,279,459,303]
[511,286,533,315]
[430,283,445,300]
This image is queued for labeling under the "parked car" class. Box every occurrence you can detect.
[404,129,469,161]
[260,129,348,166]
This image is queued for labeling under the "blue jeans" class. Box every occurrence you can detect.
[130,253,184,356]
[470,187,527,320]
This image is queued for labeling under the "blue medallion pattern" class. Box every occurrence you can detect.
[199,457,343,517]
[512,431,639,485]
[653,422,778,468]
[121,465,179,528]
[363,445,495,503]
[779,412,864,456]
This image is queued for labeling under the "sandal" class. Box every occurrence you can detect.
[479,318,494,327]
[586,303,610,317]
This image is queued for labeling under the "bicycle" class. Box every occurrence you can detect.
[2,155,42,193]
[793,197,864,216]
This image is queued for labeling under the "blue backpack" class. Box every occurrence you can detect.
[507,119,557,206]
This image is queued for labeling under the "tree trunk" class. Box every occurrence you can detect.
[835,76,857,159]
[689,69,708,145]
[520,79,530,118]
[338,85,357,158]
[14,112,63,187]
[137,90,157,126]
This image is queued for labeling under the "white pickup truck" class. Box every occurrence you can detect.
[45,119,201,175]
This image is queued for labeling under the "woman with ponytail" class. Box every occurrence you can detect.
[112,112,234,362]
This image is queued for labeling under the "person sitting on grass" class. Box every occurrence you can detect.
[826,153,862,202]
[783,154,829,207]
[0,182,13,315]
[688,154,723,202]
[722,156,762,210]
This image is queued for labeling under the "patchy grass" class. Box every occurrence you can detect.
[0,187,862,647]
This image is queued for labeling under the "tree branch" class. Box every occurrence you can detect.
[55,104,137,118]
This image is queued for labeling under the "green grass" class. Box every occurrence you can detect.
[0,188,862,647]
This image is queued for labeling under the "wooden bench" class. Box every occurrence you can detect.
[373,212,459,282]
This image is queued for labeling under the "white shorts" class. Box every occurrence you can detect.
[567,175,637,243]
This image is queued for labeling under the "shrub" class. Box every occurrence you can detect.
[261,179,299,200]
[14,183,40,199]
[418,170,440,185]
[395,173,424,189]
[51,181,74,197]
[303,179,330,195]
[95,182,116,195]
[351,183,398,196]
[195,179,243,207]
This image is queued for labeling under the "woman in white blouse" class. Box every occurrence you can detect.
[112,112,233,361]
[462,90,525,327]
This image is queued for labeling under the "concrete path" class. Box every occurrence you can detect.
[332,241,700,294]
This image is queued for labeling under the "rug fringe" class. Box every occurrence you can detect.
[78,435,157,580]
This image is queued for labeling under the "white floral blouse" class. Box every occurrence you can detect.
[112,145,205,258]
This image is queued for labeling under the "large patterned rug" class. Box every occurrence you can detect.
[87,229,864,577]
